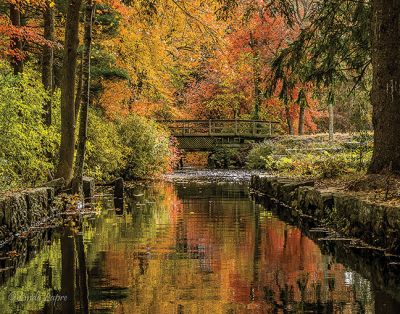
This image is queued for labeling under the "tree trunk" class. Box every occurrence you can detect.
[298,105,305,135]
[250,32,261,120]
[9,4,23,74]
[253,53,261,120]
[328,101,334,141]
[75,58,83,121]
[72,0,95,194]
[285,106,294,135]
[369,0,400,173]
[42,1,55,126]
[56,0,83,185]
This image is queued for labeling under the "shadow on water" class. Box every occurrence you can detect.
[0,176,400,313]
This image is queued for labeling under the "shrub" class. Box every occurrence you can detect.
[245,136,371,179]
[208,147,236,169]
[314,152,349,178]
[85,109,127,181]
[246,142,273,169]
[117,114,174,178]
[0,64,59,189]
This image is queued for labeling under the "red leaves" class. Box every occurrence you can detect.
[4,0,47,8]
[0,1,61,61]
[0,21,60,61]
[0,24,58,47]
[182,5,321,134]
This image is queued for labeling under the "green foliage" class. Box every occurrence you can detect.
[0,60,176,189]
[118,114,174,178]
[85,109,127,181]
[250,154,296,172]
[208,146,250,169]
[95,4,121,35]
[74,109,176,182]
[91,48,130,81]
[0,63,59,189]
[313,152,349,179]
[246,143,274,169]
[246,135,373,179]
[272,0,371,91]
[90,47,130,95]
[208,147,237,169]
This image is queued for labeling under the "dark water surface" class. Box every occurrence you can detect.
[1,172,400,313]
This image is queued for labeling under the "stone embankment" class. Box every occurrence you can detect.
[0,187,55,242]
[251,175,400,254]
[0,177,96,243]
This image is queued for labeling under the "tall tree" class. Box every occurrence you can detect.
[56,0,83,185]
[368,0,400,173]
[72,0,95,194]
[249,31,262,120]
[42,0,55,126]
[9,3,23,74]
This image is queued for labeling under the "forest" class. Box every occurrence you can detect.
[3,1,400,313]
[0,0,398,192]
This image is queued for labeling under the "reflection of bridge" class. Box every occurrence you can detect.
[175,182,249,200]
[159,120,279,151]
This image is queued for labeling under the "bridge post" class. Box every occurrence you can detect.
[209,120,212,135]
[269,122,272,136]
[252,121,256,135]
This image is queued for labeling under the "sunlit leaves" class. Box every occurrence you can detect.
[0,62,59,189]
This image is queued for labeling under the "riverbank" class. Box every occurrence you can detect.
[251,175,400,255]
[0,176,99,246]
[246,133,372,176]
[0,187,56,244]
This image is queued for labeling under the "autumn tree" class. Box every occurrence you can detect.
[72,0,96,194]
[9,2,23,74]
[42,0,55,126]
[56,0,83,184]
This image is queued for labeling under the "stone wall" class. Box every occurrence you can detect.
[251,175,400,254]
[0,187,55,242]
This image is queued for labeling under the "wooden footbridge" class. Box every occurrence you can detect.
[159,119,279,151]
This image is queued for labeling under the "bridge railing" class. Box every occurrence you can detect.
[158,119,279,137]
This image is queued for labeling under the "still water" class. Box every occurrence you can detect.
[1,175,400,313]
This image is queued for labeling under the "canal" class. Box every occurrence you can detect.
[0,170,399,313]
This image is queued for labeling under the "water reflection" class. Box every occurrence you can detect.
[0,181,399,313]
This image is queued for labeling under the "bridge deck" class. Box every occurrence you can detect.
[160,119,278,137]
[159,119,279,151]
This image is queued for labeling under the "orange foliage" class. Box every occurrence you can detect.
[183,6,321,134]
[98,80,132,119]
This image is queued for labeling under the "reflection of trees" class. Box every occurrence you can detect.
[175,217,188,253]
[76,232,89,314]
[61,226,76,314]
[250,202,261,301]
[0,181,391,312]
